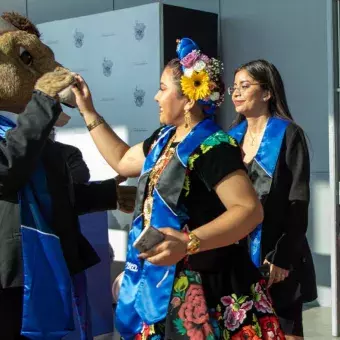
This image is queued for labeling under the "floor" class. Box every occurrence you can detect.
[303,306,339,339]
[102,305,338,339]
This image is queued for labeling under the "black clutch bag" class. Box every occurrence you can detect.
[258,263,270,281]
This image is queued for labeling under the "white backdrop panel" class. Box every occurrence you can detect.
[38,3,161,181]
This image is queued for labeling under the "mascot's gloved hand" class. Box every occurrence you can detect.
[115,175,137,214]
[34,67,75,99]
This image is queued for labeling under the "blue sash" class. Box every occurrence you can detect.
[115,119,220,339]
[0,115,74,339]
[228,117,290,267]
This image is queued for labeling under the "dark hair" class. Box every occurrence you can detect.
[231,59,294,126]
[1,12,41,38]
[165,58,184,96]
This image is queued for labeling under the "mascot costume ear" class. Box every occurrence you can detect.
[0,16,18,33]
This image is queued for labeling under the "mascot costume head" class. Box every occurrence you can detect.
[0,12,75,113]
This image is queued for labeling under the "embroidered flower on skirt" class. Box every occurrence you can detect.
[130,276,285,340]
[221,294,254,331]
[251,282,274,314]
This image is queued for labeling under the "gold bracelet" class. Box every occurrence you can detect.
[186,232,201,255]
[87,116,105,131]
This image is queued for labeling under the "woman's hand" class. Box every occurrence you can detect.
[264,259,289,287]
[138,228,188,266]
[72,75,97,117]
[116,185,136,213]
[115,175,136,214]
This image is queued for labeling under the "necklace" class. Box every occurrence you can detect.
[248,119,268,146]
[248,130,256,146]
[143,133,177,228]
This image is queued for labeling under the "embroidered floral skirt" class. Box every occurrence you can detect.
[132,269,285,340]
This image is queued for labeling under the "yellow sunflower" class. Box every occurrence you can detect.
[181,70,211,101]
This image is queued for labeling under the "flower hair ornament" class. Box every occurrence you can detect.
[176,38,225,115]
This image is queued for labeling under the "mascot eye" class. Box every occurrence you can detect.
[19,47,33,66]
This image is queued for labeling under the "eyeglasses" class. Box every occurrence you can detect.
[227,83,267,96]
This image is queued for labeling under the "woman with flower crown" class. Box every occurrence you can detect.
[72,38,285,340]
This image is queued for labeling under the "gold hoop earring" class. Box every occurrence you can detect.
[184,110,192,129]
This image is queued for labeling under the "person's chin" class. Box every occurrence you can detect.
[159,114,166,125]
[235,106,245,114]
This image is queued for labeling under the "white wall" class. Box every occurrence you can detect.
[219,0,331,307]
[0,0,26,16]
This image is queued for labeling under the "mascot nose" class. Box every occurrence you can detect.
[51,63,77,107]
[58,85,77,108]
[55,68,77,108]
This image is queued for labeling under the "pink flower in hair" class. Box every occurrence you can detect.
[180,50,200,68]
[199,54,210,64]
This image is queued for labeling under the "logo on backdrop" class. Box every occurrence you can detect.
[134,21,146,41]
[102,58,113,77]
[73,29,84,48]
[134,87,145,107]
